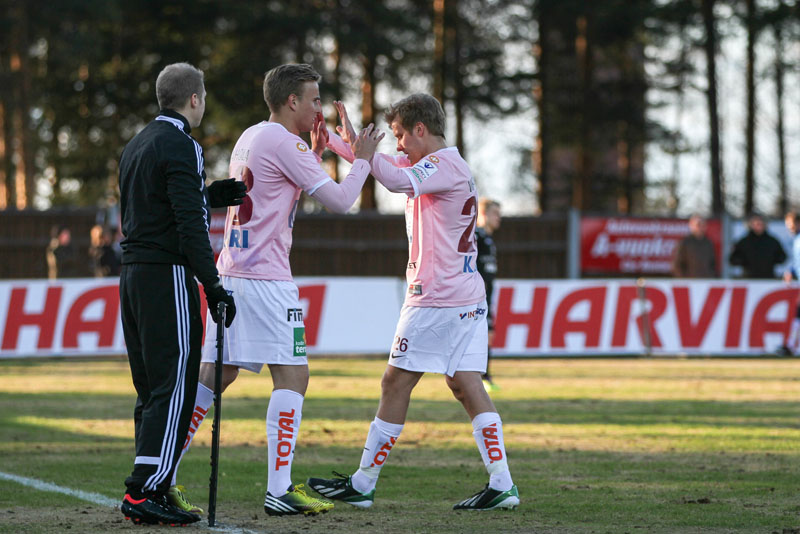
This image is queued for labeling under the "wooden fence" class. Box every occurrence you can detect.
[0,209,567,280]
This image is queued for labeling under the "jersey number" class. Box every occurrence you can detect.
[457,197,477,253]
[393,336,408,352]
[232,166,254,226]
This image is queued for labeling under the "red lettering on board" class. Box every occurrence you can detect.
[550,287,606,348]
[493,286,548,348]
[2,286,62,350]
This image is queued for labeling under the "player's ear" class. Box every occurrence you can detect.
[415,122,425,137]
[288,94,298,111]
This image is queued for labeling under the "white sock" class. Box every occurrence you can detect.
[171,383,214,486]
[266,389,304,497]
[789,318,800,351]
[472,412,513,492]
[351,417,404,494]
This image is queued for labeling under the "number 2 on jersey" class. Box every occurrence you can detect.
[457,196,477,253]
[231,165,254,226]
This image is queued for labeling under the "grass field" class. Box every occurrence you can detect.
[2,357,800,533]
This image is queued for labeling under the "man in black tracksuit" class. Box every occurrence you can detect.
[118,62,243,525]
[476,199,501,390]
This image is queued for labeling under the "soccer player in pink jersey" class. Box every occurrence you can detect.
[167,64,384,517]
[307,94,519,511]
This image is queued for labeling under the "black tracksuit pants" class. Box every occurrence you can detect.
[120,263,202,496]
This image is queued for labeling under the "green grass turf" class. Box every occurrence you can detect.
[1,357,800,533]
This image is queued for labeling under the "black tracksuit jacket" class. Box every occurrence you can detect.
[119,108,219,287]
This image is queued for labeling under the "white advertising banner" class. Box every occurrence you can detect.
[0,277,405,358]
[0,277,796,358]
[492,279,798,356]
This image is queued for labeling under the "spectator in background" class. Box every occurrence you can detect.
[729,213,786,279]
[46,225,78,279]
[672,214,716,278]
[89,224,121,277]
[476,198,501,391]
[778,212,800,356]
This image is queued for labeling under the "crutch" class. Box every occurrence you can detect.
[208,302,226,527]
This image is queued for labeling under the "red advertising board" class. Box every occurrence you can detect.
[580,217,722,276]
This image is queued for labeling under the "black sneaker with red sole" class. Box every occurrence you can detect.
[121,493,201,526]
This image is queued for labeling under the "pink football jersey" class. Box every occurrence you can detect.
[371,147,486,307]
[217,121,333,280]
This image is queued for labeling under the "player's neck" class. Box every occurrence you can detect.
[419,136,448,158]
[268,112,301,136]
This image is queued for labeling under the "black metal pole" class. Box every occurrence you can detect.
[208,302,225,527]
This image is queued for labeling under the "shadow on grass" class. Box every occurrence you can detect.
[3,391,800,429]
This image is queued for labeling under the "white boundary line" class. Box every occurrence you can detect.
[0,470,260,533]
[0,470,118,508]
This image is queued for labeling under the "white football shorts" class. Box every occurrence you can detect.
[202,277,308,373]
[388,300,488,377]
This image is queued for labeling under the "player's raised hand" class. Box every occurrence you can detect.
[334,100,357,146]
[310,111,329,157]
[352,123,385,162]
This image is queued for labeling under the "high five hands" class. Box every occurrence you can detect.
[311,111,329,158]
[334,100,358,146]
[352,123,385,162]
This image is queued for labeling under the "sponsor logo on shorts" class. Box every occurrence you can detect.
[459,307,486,320]
[293,327,306,356]
[296,142,308,152]
[287,308,303,322]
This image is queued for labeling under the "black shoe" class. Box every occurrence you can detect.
[121,492,201,525]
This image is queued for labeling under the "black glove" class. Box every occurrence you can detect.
[208,178,247,208]
[205,282,236,327]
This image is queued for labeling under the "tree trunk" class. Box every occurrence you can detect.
[701,0,724,215]
[773,6,787,216]
[451,0,464,155]
[359,52,377,210]
[533,1,549,212]
[574,13,593,211]
[669,20,691,215]
[744,0,756,215]
[433,0,446,105]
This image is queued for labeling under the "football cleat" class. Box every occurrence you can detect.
[121,492,201,525]
[167,485,204,514]
[306,471,375,508]
[263,484,334,516]
[453,484,520,511]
